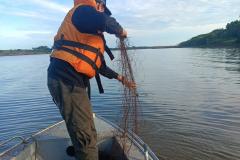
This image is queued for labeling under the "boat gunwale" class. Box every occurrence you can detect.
[0,121,64,158]
[0,115,159,160]
[96,115,159,160]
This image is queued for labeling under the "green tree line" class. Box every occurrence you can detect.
[179,20,240,47]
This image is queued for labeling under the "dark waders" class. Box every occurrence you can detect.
[47,77,98,160]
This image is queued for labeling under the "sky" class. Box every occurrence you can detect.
[0,0,239,49]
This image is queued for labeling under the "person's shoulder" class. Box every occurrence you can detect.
[72,4,105,21]
[74,5,96,13]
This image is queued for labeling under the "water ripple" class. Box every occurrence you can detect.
[0,50,240,160]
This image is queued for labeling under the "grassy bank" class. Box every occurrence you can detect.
[0,46,179,57]
[0,49,51,57]
[179,20,240,48]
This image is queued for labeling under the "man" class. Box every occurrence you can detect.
[47,0,135,159]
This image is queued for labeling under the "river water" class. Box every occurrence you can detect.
[0,48,240,160]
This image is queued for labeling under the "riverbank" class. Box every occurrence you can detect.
[179,20,240,48]
[2,45,239,57]
[0,46,179,57]
[0,50,51,57]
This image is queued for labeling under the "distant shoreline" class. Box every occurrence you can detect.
[0,46,179,57]
[0,50,51,57]
[1,46,239,57]
[179,20,240,48]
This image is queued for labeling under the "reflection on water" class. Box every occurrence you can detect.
[0,48,240,160]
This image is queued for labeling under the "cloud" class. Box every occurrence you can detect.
[0,29,54,49]
[125,23,225,45]
[1,10,58,21]
[1,0,240,49]
[29,0,70,13]
[0,30,53,39]
[0,0,69,21]
[110,0,240,27]
[106,0,240,46]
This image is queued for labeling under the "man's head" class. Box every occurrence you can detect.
[96,0,106,5]
[95,0,112,15]
[74,0,96,7]
[73,0,112,15]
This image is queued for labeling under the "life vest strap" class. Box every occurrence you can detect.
[57,46,99,73]
[86,79,91,99]
[54,40,101,55]
[105,45,115,60]
[95,74,104,94]
[53,40,105,95]
[53,39,104,62]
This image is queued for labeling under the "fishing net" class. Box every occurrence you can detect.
[113,38,141,157]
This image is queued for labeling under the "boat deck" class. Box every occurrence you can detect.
[0,115,159,160]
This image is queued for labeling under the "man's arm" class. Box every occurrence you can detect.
[99,60,136,89]
[99,59,118,79]
[104,15,123,35]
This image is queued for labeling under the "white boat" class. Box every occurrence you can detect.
[0,114,159,160]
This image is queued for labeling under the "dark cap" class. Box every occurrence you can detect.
[96,0,112,15]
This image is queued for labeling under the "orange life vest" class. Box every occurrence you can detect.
[51,0,105,78]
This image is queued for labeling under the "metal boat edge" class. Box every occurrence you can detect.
[0,114,159,160]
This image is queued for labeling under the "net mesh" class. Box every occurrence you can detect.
[113,38,141,157]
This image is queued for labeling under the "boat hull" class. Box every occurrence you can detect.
[0,115,159,160]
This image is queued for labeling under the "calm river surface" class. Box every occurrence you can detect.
[0,48,240,160]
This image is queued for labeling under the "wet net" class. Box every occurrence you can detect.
[114,38,141,157]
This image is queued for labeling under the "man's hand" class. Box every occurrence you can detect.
[121,29,128,38]
[116,29,127,38]
[117,75,136,89]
